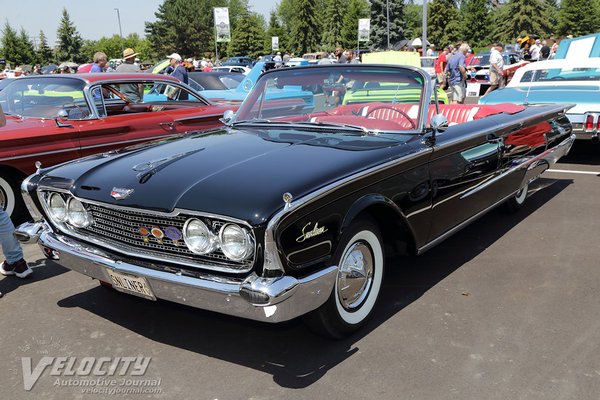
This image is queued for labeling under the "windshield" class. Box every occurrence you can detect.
[519,67,600,83]
[0,77,89,118]
[233,65,426,132]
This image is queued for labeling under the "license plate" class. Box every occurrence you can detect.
[466,83,480,97]
[106,269,156,300]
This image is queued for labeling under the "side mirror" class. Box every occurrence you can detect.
[430,114,448,134]
[55,109,73,128]
[56,109,69,119]
[220,109,235,125]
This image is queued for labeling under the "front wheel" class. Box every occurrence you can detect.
[503,183,528,213]
[304,219,384,339]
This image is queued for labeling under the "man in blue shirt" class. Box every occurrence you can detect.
[445,43,468,104]
[90,52,107,73]
[166,53,188,84]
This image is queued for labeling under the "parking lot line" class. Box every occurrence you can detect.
[546,169,600,175]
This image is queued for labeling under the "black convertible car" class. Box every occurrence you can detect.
[18,64,575,338]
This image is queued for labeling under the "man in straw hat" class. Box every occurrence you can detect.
[116,48,143,102]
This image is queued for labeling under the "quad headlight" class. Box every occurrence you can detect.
[219,223,254,261]
[183,218,216,255]
[66,198,93,228]
[182,219,254,261]
[45,193,92,228]
[48,193,68,223]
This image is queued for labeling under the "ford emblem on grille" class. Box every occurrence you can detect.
[110,187,135,200]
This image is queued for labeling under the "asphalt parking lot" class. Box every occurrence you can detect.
[1,142,599,400]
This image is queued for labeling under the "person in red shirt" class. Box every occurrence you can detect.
[434,47,449,89]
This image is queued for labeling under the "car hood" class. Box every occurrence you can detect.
[479,86,600,114]
[41,127,416,225]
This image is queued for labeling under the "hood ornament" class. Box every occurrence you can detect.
[283,192,293,210]
[111,187,135,200]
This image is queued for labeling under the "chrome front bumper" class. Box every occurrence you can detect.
[35,229,337,323]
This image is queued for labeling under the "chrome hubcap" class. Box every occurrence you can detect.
[337,242,374,310]
[0,188,5,210]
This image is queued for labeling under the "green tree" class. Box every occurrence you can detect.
[369,0,406,49]
[428,0,461,48]
[288,0,322,54]
[557,0,599,37]
[55,8,84,63]
[81,34,152,63]
[340,0,371,49]
[322,0,348,51]
[228,0,250,31]
[0,22,19,66]
[36,31,54,65]
[264,11,289,54]
[490,0,551,43]
[461,0,491,48]
[228,9,266,58]
[544,0,559,32]
[16,28,36,65]
[145,0,219,60]
[404,1,423,40]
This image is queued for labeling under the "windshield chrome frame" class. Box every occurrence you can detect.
[231,64,434,134]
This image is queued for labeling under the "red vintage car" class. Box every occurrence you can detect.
[0,73,234,220]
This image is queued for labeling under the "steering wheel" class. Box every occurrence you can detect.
[365,105,416,129]
[62,103,88,119]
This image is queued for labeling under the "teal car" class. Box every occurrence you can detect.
[479,58,600,142]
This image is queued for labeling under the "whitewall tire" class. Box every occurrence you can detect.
[304,218,385,338]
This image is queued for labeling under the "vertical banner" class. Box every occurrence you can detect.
[358,19,370,42]
[214,7,231,42]
[272,37,279,51]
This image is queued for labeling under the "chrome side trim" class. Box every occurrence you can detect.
[39,231,336,323]
[418,133,575,254]
[418,191,517,255]
[174,113,225,123]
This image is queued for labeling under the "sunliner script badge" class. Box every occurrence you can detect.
[110,187,135,200]
[296,222,328,243]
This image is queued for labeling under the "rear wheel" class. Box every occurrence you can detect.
[0,174,25,221]
[304,219,384,339]
[504,183,528,213]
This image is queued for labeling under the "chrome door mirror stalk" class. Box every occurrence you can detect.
[220,109,235,125]
[430,114,449,134]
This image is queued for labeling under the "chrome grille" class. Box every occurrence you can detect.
[76,203,253,272]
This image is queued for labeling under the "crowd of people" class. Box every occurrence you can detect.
[429,34,566,104]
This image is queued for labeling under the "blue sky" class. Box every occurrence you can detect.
[3,0,274,46]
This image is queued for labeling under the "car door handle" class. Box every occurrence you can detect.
[159,122,176,132]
